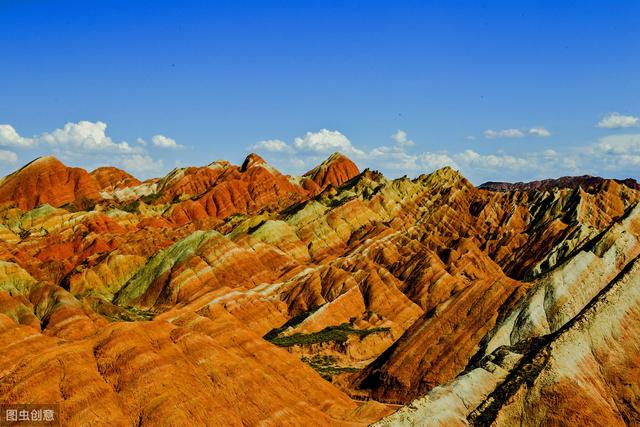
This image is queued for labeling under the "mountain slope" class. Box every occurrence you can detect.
[0,156,101,210]
[0,153,638,426]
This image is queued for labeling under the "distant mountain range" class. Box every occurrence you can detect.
[480,175,640,192]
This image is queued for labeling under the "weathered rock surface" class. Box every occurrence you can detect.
[91,166,141,192]
[375,198,640,426]
[0,156,101,210]
[0,153,639,426]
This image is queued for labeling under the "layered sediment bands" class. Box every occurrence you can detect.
[1,152,639,425]
[355,249,527,403]
[0,310,389,426]
[90,166,141,192]
[0,156,101,210]
[374,198,640,426]
[164,152,360,225]
[303,152,361,192]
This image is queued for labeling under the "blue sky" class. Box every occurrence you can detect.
[1,0,639,183]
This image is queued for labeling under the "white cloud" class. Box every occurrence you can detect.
[0,125,36,148]
[0,149,18,164]
[483,128,525,138]
[483,127,550,139]
[250,139,292,153]
[593,134,640,155]
[120,154,165,175]
[392,130,415,147]
[252,128,540,178]
[0,121,173,179]
[151,134,183,149]
[597,112,639,129]
[419,153,457,170]
[40,121,135,153]
[251,126,640,184]
[454,150,529,170]
[373,149,419,170]
[287,157,307,169]
[588,134,640,168]
[293,129,364,156]
[528,127,551,137]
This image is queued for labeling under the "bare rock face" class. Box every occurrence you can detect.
[166,153,315,225]
[0,156,101,210]
[1,152,639,426]
[303,152,360,192]
[91,166,142,192]
[374,201,640,426]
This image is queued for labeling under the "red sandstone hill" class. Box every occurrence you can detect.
[0,156,102,210]
[1,153,640,426]
[303,152,361,193]
[91,166,142,192]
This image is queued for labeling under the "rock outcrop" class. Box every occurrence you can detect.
[0,152,639,426]
[0,156,101,210]
[91,166,142,192]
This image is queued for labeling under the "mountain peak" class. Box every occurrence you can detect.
[303,152,359,191]
[27,155,65,169]
[240,153,267,172]
[0,156,101,210]
[425,166,468,185]
[90,166,141,192]
[325,151,350,162]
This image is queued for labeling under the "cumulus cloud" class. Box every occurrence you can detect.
[454,150,529,170]
[251,127,639,183]
[593,134,640,154]
[286,157,307,169]
[483,129,525,138]
[151,134,183,149]
[40,121,135,153]
[1,121,180,154]
[252,128,538,176]
[250,139,292,153]
[0,149,18,164]
[120,154,165,174]
[392,130,415,147]
[588,134,640,168]
[528,127,551,137]
[419,153,457,170]
[368,146,420,170]
[0,121,172,179]
[0,125,36,148]
[293,129,365,156]
[483,127,551,139]
[597,112,639,129]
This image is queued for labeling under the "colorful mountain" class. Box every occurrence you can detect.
[1,153,639,426]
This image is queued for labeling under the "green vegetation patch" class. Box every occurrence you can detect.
[92,298,156,322]
[300,354,359,381]
[263,306,322,341]
[113,229,219,307]
[267,322,390,347]
[323,193,357,208]
[141,192,162,204]
[120,200,140,213]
